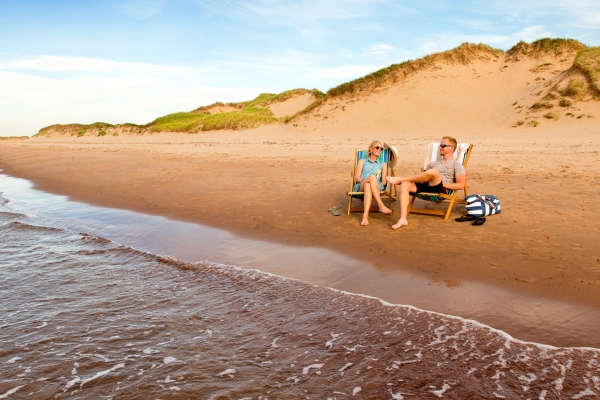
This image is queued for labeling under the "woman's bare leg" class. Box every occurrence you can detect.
[361,182,373,226]
[363,175,392,214]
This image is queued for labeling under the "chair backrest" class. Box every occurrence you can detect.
[423,142,471,171]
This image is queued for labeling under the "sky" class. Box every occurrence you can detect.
[1,0,599,136]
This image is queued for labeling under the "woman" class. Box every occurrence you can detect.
[354,140,392,226]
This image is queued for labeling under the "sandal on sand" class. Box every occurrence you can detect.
[331,210,341,216]
[472,217,486,226]
[327,206,342,212]
[455,215,477,222]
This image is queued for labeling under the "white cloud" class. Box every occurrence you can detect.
[0,66,261,136]
[117,0,166,19]
[198,0,410,23]
[416,25,553,55]
[479,0,600,31]
[363,44,394,57]
[0,56,212,75]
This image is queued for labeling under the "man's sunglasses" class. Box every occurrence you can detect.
[439,144,453,148]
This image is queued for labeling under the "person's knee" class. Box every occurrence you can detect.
[425,168,440,179]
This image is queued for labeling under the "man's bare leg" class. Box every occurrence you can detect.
[391,181,416,229]
[387,169,442,186]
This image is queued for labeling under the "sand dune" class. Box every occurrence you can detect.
[268,92,316,118]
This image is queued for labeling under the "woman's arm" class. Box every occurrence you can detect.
[355,159,365,183]
[381,162,388,185]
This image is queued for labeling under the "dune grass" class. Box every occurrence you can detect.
[150,107,278,132]
[35,122,115,137]
[559,99,572,107]
[573,47,600,96]
[530,101,554,110]
[563,79,585,97]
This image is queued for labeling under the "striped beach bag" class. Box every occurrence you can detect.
[465,194,501,217]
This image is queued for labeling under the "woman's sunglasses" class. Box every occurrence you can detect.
[374,146,383,150]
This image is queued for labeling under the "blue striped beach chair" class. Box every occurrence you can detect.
[347,148,397,215]
[408,142,473,220]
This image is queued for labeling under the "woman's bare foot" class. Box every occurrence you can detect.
[379,204,393,214]
[361,217,370,226]
[391,218,408,230]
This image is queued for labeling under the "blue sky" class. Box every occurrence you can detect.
[1,0,599,136]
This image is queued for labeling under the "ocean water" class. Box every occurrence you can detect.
[1,174,600,399]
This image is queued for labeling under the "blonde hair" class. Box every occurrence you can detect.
[442,136,457,148]
[367,140,382,157]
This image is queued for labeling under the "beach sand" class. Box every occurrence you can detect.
[1,45,600,340]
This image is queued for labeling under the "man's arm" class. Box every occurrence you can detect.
[443,173,465,191]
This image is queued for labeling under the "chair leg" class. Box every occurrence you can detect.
[347,196,352,216]
[444,197,456,220]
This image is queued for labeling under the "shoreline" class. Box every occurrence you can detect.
[2,171,600,348]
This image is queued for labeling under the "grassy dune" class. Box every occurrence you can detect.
[34,89,324,136]
[32,38,598,136]
[151,106,278,132]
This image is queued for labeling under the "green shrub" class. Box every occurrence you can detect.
[517,120,525,125]
[98,131,107,136]
[528,120,539,127]
[544,111,560,120]
[77,130,86,137]
[112,132,119,136]
[559,99,572,107]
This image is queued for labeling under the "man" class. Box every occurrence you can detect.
[386,136,466,229]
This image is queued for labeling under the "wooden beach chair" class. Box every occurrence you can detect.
[407,142,473,220]
[347,147,397,215]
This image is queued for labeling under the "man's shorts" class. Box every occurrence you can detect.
[413,181,446,194]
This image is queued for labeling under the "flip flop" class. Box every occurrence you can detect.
[331,210,341,216]
[472,217,486,226]
[327,206,342,212]
[455,215,477,222]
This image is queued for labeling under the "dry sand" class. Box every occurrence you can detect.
[1,45,600,342]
